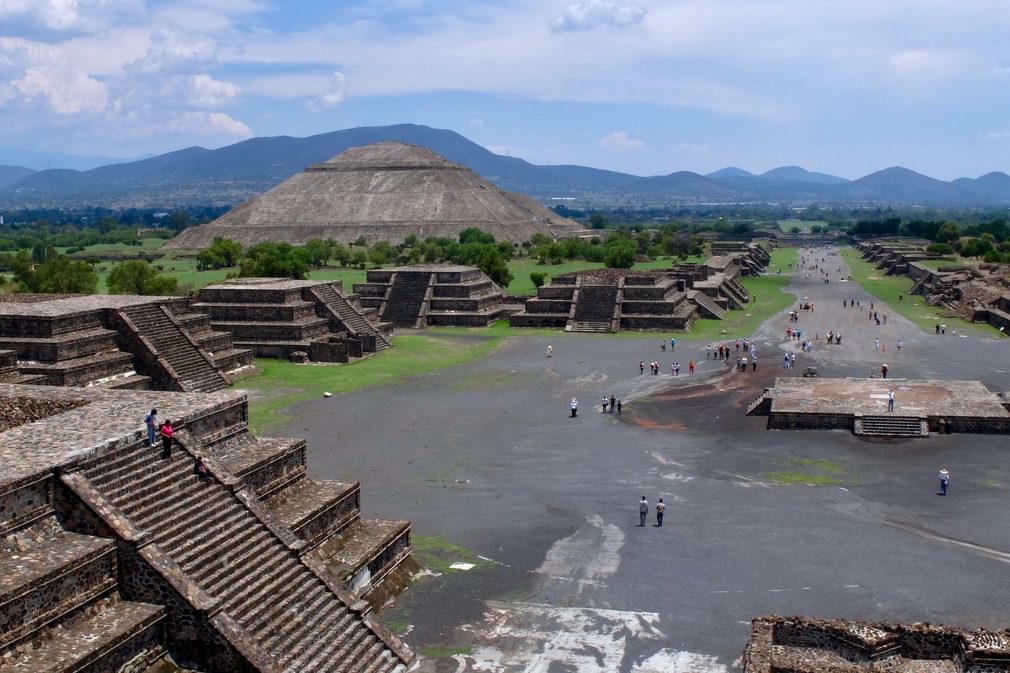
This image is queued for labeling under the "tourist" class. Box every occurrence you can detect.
[609,395,616,413]
[896,339,902,351]
[752,356,758,371]
[570,398,578,417]
[938,469,950,496]
[661,341,666,352]
[601,396,609,413]
[194,455,210,482]
[783,354,790,369]
[888,389,895,412]
[881,363,888,379]
[617,399,622,415]
[144,408,158,447]
[789,353,796,368]
[935,323,940,335]
[940,323,946,335]
[671,338,677,349]
[160,419,174,460]
[874,338,880,352]
[688,360,695,375]
[639,496,649,527]
[640,360,645,374]
[655,498,666,527]
[706,345,712,359]
[546,344,553,358]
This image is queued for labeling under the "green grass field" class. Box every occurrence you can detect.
[688,272,794,341]
[840,247,1001,337]
[61,238,168,257]
[240,332,504,433]
[915,258,968,270]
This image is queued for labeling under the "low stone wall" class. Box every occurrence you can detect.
[767,412,853,431]
[309,340,349,363]
[427,312,501,327]
[929,414,1010,434]
[0,395,90,433]
[0,473,53,535]
[509,314,568,328]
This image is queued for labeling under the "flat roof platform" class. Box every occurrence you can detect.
[750,378,1010,436]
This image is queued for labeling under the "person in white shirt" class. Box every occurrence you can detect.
[938,469,949,495]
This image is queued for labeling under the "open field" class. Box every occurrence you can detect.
[839,247,1001,337]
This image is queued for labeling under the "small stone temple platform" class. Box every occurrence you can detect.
[0,384,414,672]
[748,377,1010,437]
[743,615,1010,673]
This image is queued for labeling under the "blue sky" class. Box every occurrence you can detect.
[1,0,1009,179]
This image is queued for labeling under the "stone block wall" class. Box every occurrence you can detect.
[310,340,350,363]
[767,412,853,431]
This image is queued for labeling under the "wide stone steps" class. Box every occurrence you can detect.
[121,304,228,393]
[855,415,928,437]
[77,442,399,672]
[380,274,431,327]
[311,285,391,350]
[688,290,729,319]
[569,321,613,333]
[573,285,618,324]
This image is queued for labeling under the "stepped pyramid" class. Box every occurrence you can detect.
[165,141,586,250]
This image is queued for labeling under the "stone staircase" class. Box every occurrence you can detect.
[688,290,729,319]
[120,304,230,393]
[568,285,618,333]
[73,436,408,672]
[721,278,749,309]
[309,283,391,350]
[170,311,255,376]
[380,272,432,328]
[854,415,929,437]
[0,517,171,673]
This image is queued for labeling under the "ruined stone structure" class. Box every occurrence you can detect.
[743,615,1010,673]
[353,265,508,328]
[194,278,392,361]
[164,142,586,251]
[0,384,414,672]
[857,240,1010,332]
[747,377,1010,437]
[509,246,766,333]
[0,295,252,392]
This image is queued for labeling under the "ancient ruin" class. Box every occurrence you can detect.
[857,240,1010,332]
[163,142,586,250]
[353,265,508,328]
[743,615,1010,673]
[0,294,252,392]
[194,278,391,361]
[747,377,1010,437]
[0,383,415,672]
[510,245,767,332]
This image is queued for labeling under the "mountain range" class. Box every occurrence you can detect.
[1,124,1009,209]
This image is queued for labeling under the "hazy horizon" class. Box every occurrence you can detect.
[2,1,1008,180]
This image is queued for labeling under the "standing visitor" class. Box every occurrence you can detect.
[144,408,158,447]
[609,395,616,413]
[888,389,895,412]
[639,496,649,527]
[617,399,622,415]
[640,360,645,374]
[570,398,578,417]
[160,419,174,460]
[655,498,666,527]
[546,344,553,358]
[938,469,950,495]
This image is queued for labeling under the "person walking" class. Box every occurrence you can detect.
[144,408,158,447]
[655,498,666,527]
[609,395,616,413]
[570,398,578,417]
[160,419,174,460]
[601,396,609,413]
[881,363,888,379]
[617,399,622,415]
[896,339,902,352]
[546,344,553,358]
[639,496,649,527]
[640,360,645,374]
[938,469,950,495]
[888,389,895,412]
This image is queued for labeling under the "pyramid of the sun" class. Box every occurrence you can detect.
[165,142,586,250]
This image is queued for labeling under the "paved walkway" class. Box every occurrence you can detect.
[282,246,1010,673]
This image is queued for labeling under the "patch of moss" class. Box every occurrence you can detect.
[411,535,494,575]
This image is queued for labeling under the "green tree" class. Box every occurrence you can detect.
[604,238,636,269]
[239,242,309,279]
[589,213,610,230]
[530,271,547,288]
[934,222,961,244]
[301,239,332,267]
[459,227,496,245]
[196,237,242,270]
[108,260,179,295]
[351,250,368,269]
[19,256,98,294]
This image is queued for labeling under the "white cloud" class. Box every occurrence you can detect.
[982,130,1010,140]
[308,72,347,111]
[0,37,108,114]
[598,130,645,152]
[0,0,142,32]
[184,73,240,107]
[127,26,217,74]
[549,0,646,33]
[165,111,252,137]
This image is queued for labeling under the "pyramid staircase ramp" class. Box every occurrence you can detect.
[119,304,229,393]
[380,273,433,329]
[309,284,391,351]
[688,290,729,320]
[723,278,750,306]
[68,439,412,673]
[909,276,929,296]
[568,285,619,333]
[854,415,928,437]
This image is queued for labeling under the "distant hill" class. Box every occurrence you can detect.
[0,124,1008,208]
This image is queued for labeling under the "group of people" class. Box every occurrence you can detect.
[638,496,666,527]
[600,395,623,414]
[143,407,210,482]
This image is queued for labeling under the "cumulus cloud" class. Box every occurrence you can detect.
[0,37,108,114]
[127,26,217,74]
[183,73,240,107]
[982,130,1010,140]
[165,111,252,137]
[308,72,347,111]
[598,130,645,152]
[0,0,141,32]
[549,0,646,33]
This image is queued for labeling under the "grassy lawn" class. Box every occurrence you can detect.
[766,246,799,273]
[61,238,169,257]
[766,457,847,486]
[916,258,967,270]
[839,247,1001,337]
[239,332,504,433]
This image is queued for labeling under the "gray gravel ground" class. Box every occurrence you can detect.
[275,247,1010,672]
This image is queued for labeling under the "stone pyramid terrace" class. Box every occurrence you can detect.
[194,278,392,361]
[354,265,509,328]
[164,141,586,250]
[0,294,253,392]
[0,383,415,673]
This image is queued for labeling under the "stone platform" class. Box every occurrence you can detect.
[749,377,1010,436]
